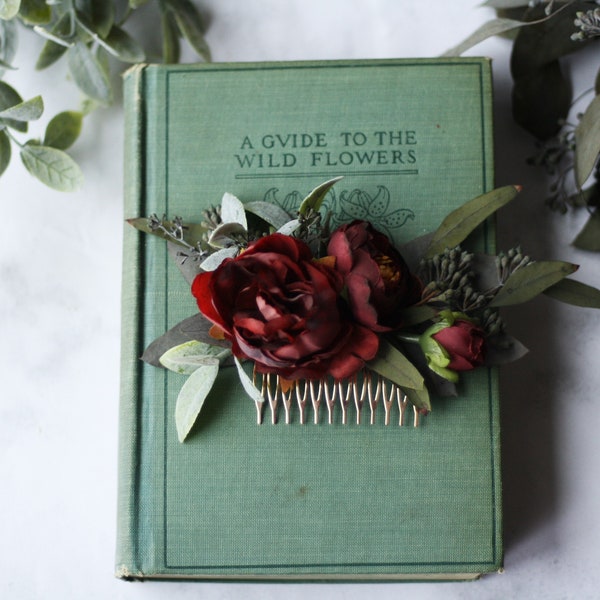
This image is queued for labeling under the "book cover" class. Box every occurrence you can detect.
[116,58,501,581]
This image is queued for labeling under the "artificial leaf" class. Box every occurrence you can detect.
[573,209,600,251]
[199,247,237,272]
[425,186,520,257]
[166,241,203,284]
[442,17,526,56]
[512,60,572,140]
[220,192,247,228]
[35,13,71,71]
[234,357,265,404]
[0,81,27,133]
[74,0,115,39]
[575,94,600,188]
[18,0,51,24]
[403,385,431,414]
[208,222,247,249]
[166,0,211,61]
[397,305,438,327]
[161,11,180,64]
[485,334,529,365]
[277,219,300,236]
[104,25,145,63]
[0,19,17,75]
[0,0,20,19]
[482,0,530,7]
[160,340,231,374]
[298,176,342,216]
[490,260,578,307]
[20,144,83,192]
[0,129,11,176]
[244,201,292,230]
[0,95,43,122]
[43,111,83,150]
[129,0,150,8]
[141,313,229,368]
[544,278,600,308]
[566,184,599,208]
[367,338,424,392]
[67,41,113,106]
[127,216,207,249]
[175,361,220,442]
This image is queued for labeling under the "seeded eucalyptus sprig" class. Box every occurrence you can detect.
[0,0,210,191]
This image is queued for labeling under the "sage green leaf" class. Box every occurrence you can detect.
[0,95,43,122]
[367,338,424,391]
[129,0,150,8]
[20,144,83,192]
[161,11,180,63]
[166,0,211,61]
[0,129,11,177]
[543,278,600,309]
[573,209,600,251]
[244,200,292,229]
[18,0,51,24]
[0,19,17,75]
[75,0,115,39]
[208,222,247,249]
[220,192,247,228]
[0,81,27,133]
[298,176,342,216]
[160,340,231,374]
[35,13,71,71]
[234,357,264,404]
[126,216,207,249]
[403,385,431,414]
[575,94,600,188]
[141,314,229,368]
[442,17,525,56]
[67,41,113,105]
[43,111,83,150]
[490,260,578,307]
[0,0,20,20]
[104,25,145,63]
[175,361,220,442]
[425,186,520,257]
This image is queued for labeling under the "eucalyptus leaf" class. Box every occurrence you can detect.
[18,0,51,24]
[234,356,264,404]
[0,95,43,122]
[573,209,600,251]
[0,81,27,133]
[442,17,526,56]
[367,338,424,392]
[543,278,600,308]
[0,0,20,20]
[127,216,207,249]
[160,340,231,374]
[403,385,431,414]
[67,41,113,105]
[0,129,11,177]
[175,361,220,442]
[298,176,342,216]
[0,19,17,75]
[220,192,247,228]
[167,241,202,285]
[161,11,180,63]
[425,186,520,257]
[575,94,600,188]
[104,25,145,63]
[490,260,578,307]
[199,247,237,272]
[43,111,83,150]
[20,143,83,192]
[208,222,247,249]
[244,201,292,229]
[141,313,229,368]
[166,0,211,61]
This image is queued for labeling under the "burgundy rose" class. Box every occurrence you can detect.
[327,220,422,331]
[191,233,378,381]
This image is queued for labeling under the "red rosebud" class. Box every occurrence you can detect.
[327,220,422,331]
[192,233,379,381]
[432,319,486,371]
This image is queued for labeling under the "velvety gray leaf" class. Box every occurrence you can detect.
[127,217,207,249]
[490,260,579,307]
[234,357,265,404]
[141,313,229,368]
[160,340,231,374]
[426,186,520,257]
[544,278,600,308]
[20,144,83,191]
[0,81,27,132]
[208,222,247,249]
[0,18,18,75]
[175,362,220,442]
[67,41,113,105]
[104,25,145,63]
[298,176,342,216]
[220,192,247,228]
[198,247,237,273]
[277,219,300,236]
[0,95,43,122]
[0,0,20,19]
[18,0,51,24]
[166,0,211,61]
[573,209,600,251]
[43,111,83,150]
[575,94,600,188]
[244,201,292,229]
[442,17,525,56]
[0,129,11,176]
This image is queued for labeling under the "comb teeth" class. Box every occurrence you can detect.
[253,369,422,427]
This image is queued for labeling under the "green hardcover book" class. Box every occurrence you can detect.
[116,58,501,581]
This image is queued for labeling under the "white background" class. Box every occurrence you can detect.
[1,1,600,598]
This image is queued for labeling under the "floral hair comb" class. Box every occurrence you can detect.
[129,177,600,441]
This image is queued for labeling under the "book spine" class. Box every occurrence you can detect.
[115,64,147,580]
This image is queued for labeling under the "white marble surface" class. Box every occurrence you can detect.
[1,2,600,598]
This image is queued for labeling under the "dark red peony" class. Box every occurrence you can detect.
[191,233,379,381]
[327,220,422,331]
[432,319,486,371]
